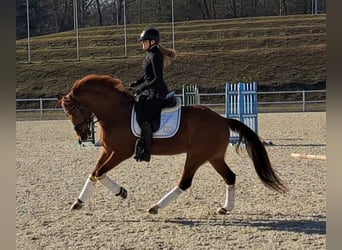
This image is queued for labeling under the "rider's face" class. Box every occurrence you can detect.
[141,40,156,50]
[141,40,150,50]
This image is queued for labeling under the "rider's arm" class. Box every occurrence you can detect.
[129,75,144,87]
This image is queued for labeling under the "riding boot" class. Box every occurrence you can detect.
[133,137,145,161]
[139,122,153,162]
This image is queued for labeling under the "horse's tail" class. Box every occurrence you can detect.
[226,118,288,193]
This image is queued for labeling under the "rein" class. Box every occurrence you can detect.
[73,115,96,132]
[62,94,98,134]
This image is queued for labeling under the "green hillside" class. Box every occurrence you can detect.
[16,14,326,98]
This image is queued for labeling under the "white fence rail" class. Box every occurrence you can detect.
[199,89,326,114]
[16,89,326,120]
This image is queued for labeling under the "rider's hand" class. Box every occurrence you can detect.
[128,81,138,88]
[126,83,137,92]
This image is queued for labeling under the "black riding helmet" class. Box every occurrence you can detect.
[138,28,160,43]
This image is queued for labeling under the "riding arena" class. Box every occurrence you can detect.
[16,99,326,249]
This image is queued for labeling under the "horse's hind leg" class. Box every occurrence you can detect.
[209,158,236,214]
[148,156,204,215]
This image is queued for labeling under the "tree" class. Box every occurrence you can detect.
[16,0,51,39]
[280,0,288,15]
[95,0,103,25]
[16,0,326,39]
[16,0,28,39]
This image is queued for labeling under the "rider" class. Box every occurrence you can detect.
[128,27,176,162]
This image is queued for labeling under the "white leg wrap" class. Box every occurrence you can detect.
[98,175,121,195]
[157,186,184,208]
[78,177,96,202]
[222,185,236,212]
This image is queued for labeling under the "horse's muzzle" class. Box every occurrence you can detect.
[79,128,91,141]
[74,122,91,141]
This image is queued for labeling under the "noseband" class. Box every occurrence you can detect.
[62,95,97,138]
[73,116,93,132]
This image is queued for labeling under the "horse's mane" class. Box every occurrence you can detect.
[71,74,133,98]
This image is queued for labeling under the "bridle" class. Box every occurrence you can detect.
[62,95,98,141]
[73,114,95,133]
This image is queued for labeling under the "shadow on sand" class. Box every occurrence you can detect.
[165,214,326,235]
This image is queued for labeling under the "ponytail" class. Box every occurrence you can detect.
[158,44,176,67]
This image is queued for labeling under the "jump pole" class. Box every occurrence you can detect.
[290,153,326,161]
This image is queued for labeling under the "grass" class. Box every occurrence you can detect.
[16,14,326,99]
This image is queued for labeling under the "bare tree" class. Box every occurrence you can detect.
[50,0,73,32]
[210,0,217,19]
[231,0,237,18]
[202,0,212,19]
[114,0,123,25]
[94,0,103,25]
[16,0,326,39]
[280,0,288,15]
[138,0,142,23]
[251,0,259,16]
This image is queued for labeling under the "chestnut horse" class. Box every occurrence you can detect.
[60,74,287,215]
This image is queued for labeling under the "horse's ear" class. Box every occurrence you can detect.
[56,93,65,101]
[56,94,67,107]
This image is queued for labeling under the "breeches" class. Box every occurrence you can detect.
[135,94,163,132]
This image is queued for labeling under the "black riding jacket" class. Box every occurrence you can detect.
[131,46,169,98]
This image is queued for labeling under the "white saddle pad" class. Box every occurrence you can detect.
[131,97,182,138]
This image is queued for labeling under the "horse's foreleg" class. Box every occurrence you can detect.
[70,173,127,210]
[70,174,97,210]
[97,174,127,199]
[70,151,110,210]
[94,150,127,199]
[70,150,127,210]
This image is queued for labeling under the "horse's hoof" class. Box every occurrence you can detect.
[117,187,127,199]
[148,205,159,215]
[217,207,228,215]
[70,199,83,210]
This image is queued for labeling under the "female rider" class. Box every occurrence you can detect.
[129,28,176,162]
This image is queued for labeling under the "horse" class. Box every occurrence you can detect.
[60,74,287,215]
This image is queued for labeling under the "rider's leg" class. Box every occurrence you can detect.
[139,122,152,162]
[133,122,152,162]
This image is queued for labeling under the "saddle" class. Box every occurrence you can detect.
[131,95,182,138]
